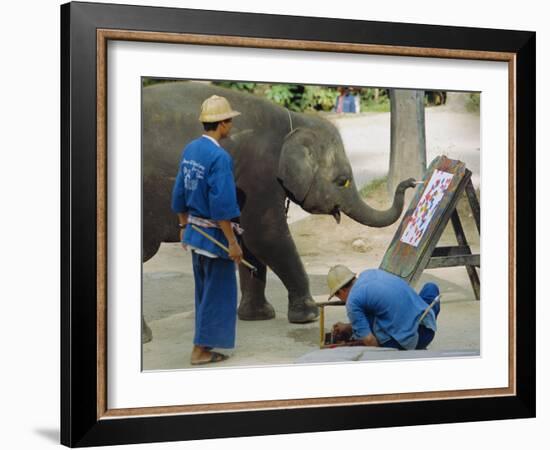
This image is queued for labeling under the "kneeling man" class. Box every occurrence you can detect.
[328,265,440,350]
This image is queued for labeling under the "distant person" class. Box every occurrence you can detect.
[171,95,243,365]
[334,87,357,113]
[327,265,441,349]
[350,87,361,113]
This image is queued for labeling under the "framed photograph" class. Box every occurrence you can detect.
[61,1,535,447]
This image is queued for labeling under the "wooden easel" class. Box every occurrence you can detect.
[380,156,481,300]
[412,176,480,299]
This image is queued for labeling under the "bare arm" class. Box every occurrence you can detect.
[218,220,243,264]
[327,333,379,348]
[328,323,379,348]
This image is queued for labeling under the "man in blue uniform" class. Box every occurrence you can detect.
[171,95,243,365]
[327,265,441,350]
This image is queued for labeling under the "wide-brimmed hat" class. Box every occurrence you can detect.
[327,265,356,299]
[199,95,241,123]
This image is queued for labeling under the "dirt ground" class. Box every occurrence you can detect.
[142,105,481,370]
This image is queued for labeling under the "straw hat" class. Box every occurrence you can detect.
[199,95,241,123]
[327,265,356,299]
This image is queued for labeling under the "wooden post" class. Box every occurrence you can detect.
[465,178,481,233]
[450,210,480,300]
[388,89,427,195]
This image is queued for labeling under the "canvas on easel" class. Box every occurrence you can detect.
[380,155,480,299]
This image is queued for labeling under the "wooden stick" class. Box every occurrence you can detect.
[190,225,257,272]
[418,295,441,324]
[315,300,345,307]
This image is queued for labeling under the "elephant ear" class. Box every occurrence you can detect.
[277,128,318,203]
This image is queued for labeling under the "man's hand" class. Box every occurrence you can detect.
[326,334,378,348]
[361,333,379,347]
[331,322,352,342]
[228,240,243,264]
[218,220,242,264]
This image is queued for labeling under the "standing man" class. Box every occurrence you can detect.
[327,265,440,350]
[334,87,357,113]
[171,95,243,365]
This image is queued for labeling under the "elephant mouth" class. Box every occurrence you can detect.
[331,207,341,224]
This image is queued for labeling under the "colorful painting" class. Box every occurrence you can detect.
[400,169,454,247]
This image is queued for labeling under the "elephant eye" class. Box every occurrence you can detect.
[335,176,351,188]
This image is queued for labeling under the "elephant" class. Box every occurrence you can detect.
[142,81,415,326]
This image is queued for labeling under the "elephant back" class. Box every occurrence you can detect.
[143,81,290,173]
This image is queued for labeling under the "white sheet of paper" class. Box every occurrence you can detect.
[400,169,454,247]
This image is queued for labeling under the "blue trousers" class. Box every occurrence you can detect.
[382,282,440,350]
[192,252,237,349]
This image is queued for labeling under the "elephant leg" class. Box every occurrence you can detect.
[260,237,319,323]
[143,239,161,264]
[240,208,319,324]
[237,243,275,320]
[141,240,161,343]
[142,316,153,344]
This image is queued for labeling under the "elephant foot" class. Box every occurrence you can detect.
[238,298,276,321]
[288,298,319,324]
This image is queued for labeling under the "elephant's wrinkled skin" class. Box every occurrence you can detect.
[143,82,415,323]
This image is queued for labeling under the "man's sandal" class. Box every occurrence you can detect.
[191,351,229,365]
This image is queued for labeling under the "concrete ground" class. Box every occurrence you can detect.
[143,244,480,370]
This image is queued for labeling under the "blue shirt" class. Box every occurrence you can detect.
[346,269,437,350]
[342,94,357,113]
[334,93,357,113]
[171,136,241,258]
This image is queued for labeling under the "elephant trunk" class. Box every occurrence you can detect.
[341,178,416,228]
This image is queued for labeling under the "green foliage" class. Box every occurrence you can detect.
[360,176,388,197]
[360,88,390,112]
[142,78,173,87]
[211,81,395,113]
[466,93,481,113]
[214,83,338,112]
[299,86,339,112]
[361,97,391,112]
[265,84,298,109]
[424,91,447,106]
[215,81,257,93]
